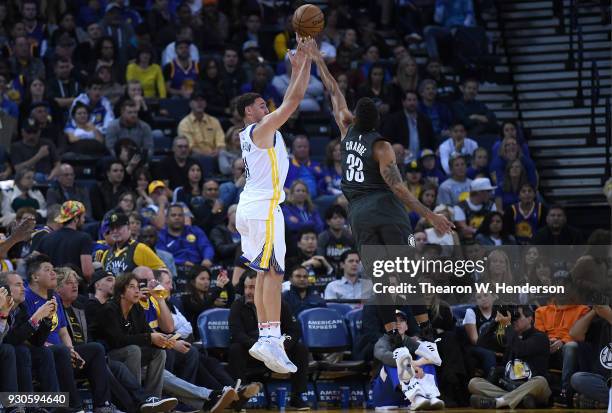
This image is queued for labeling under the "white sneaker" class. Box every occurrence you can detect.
[428,397,444,410]
[393,347,415,382]
[410,396,430,411]
[259,336,298,373]
[374,406,400,411]
[415,341,442,366]
[248,337,266,361]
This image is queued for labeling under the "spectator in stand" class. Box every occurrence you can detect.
[199,2,229,54]
[10,118,61,182]
[197,58,228,117]
[48,57,81,111]
[272,54,324,112]
[569,306,612,409]
[89,37,126,91]
[419,149,447,186]
[218,126,241,177]
[101,4,134,67]
[437,153,472,206]
[163,39,199,99]
[439,121,478,175]
[126,43,166,98]
[138,225,177,278]
[209,204,241,268]
[424,0,475,60]
[535,303,590,406]
[114,81,155,126]
[190,179,224,233]
[467,147,491,180]
[220,46,246,101]
[534,206,585,246]
[495,159,530,211]
[128,212,143,240]
[389,56,420,110]
[409,182,438,230]
[317,205,355,275]
[28,102,62,147]
[468,306,552,409]
[418,78,452,143]
[96,64,124,107]
[282,266,326,316]
[462,292,499,375]
[452,78,498,136]
[492,121,530,160]
[18,78,61,133]
[99,212,165,275]
[218,158,246,209]
[381,90,435,161]
[503,183,547,245]
[172,162,203,207]
[181,266,234,339]
[285,136,325,199]
[356,63,393,116]
[228,272,309,410]
[0,73,18,119]
[105,99,154,159]
[231,12,261,51]
[161,26,200,67]
[491,135,537,188]
[90,160,130,221]
[475,211,516,246]
[35,200,94,280]
[405,161,423,199]
[336,72,357,113]
[324,250,372,301]
[9,36,45,82]
[318,139,347,205]
[155,136,198,190]
[285,228,334,292]
[0,167,47,226]
[178,92,225,174]
[453,177,497,239]
[282,180,325,248]
[240,63,281,110]
[71,77,115,134]
[63,102,107,155]
[139,180,171,230]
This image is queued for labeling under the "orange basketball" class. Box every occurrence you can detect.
[292,4,324,38]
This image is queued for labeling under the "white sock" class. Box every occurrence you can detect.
[608,387,611,413]
[495,397,508,408]
[269,322,281,338]
[258,323,268,338]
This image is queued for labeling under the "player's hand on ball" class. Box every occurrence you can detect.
[429,213,454,234]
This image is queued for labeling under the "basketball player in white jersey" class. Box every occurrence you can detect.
[234,37,316,374]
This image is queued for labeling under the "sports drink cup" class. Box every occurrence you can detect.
[340,386,350,409]
[277,387,287,410]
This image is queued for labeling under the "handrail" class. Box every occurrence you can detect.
[587,60,600,146]
[605,97,611,182]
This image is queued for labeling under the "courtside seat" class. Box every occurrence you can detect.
[345,308,363,354]
[197,308,231,350]
[326,302,353,318]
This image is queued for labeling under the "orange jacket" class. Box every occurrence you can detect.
[534,305,590,343]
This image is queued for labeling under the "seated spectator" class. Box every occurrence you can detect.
[439,121,478,175]
[220,47,246,102]
[419,149,447,186]
[286,228,334,292]
[534,205,584,246]
[436,153,472,206]
[285,135,325,199]
[218,158,245,209]
[319,139,344,199]
[29,102,62,148]
[10,118,61,182]
[467,147,491,180]
[454,177,497,239]
[9,36,45,83]
[317,205,355,275]
[569,306,612,409]
[272,55,324,112]
[96,19,129,79]
[0,72,18,119]
[535,303,590,406]
[113,190,137,216]
[382,90,435,161]
[1,168,47,226]
[388,56,420,110]
[468,306,551,409]
[63,102,107,155]
[282,180,324,248]
[324,250,372,301]
[491,121,530,160]
[71,76,115,134]
[96,64,124,106]
[405,161,423,199]
[47,163,93,218]
[241,41,272,85]
[452,78,498,136]
[490,135,537,188]
[282,265,326,316]
[154,136,197,190]
[475,211,517,246]
[495,159,531,211]
[163,39,200,99]
[424,205,460,255]
[356,63,393,117]
[48,57,81,111]
[418,78,452,143]
[138,225,177,278]
[172,162,204,208]
[192,179,225,233]
[90,160,130,221]
[161,26,200,67]
[503,184,546,245]
[481,249,515,291]
[139,179,171,229]
[228,272,309,410]
[181,266,235,339]
[462,292,499,375]
[218,126,241,177]
[569,230,611,305]
[106,99,153,159]
[240,63,281,110]
[126,43,166,98]
[128,212,143,240]
[409,182,438,230]
[336,72,357,112]
[209,204,241,268]
[18,78,62,136]
[424,0,475,60]
[197,58,228,118]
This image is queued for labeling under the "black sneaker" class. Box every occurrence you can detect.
[202,389,238,413]
[553,391,569,408]
[140,397,178,413]
[232,382,262,412]
[288,397,310,411]
[469,395,496,409]
[520,394,536,409]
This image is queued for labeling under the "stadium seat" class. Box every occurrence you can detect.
[309,135,329,163]
[170,295,184,315]
[197,308,231,349]
[451,304,472,324]
[158,98,191,121]
[326,302,353,318]
[345,308,363,353]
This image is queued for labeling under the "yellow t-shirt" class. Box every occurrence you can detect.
[126,63,167,98]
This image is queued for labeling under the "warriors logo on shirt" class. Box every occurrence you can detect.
[186,234,197,243]
[599,343,612,370]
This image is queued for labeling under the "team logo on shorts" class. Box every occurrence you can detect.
[186,234,197,243]
[408,234,416,248]
[599,343,612,370]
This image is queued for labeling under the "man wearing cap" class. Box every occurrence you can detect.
[163,38,200,99]
[35,200,94,281]
[10,118,61,181]
[419,149,447,186]
[141,180,170,230]
[438,120,479,175]
[99,212,165,276]
[106,99,154,158]
[241,40,268,83]
[437,153,472,206]
[29,101,61,144]
[454,177,497,239]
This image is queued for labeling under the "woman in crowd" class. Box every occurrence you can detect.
[319,139,344,199]
[491,135,537,188]
[491,121,530,160]
[114,190,137,215]
[521,245,541,276]
[19,77,61,130]
[462,292,499,376]
[0,168,47,226]
[282,180,324,247]
[336,72,356,112]
[91,36,125,84]
[64,102,107,155]
[173,162,204,207]
[495,159,530,211]
[114,80,154,124]
[483,249,515,286]
[198,58,228,117]
[467,147,491,180]
[96,64,124,106]
[49,12,86,47]
[126,44,166,99]
[356,63,393,116]
[133,167,155,211]
[503,182,547,245]
[181,266,235,340]
[209,204,241,268]
[390,56,419,109]
[128,212,142,240]
[475,211,517,246]
[526,255,554,305]
[409,182,438,230]
[218,126,241,177]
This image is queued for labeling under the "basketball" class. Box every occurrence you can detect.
[292,4,324,38]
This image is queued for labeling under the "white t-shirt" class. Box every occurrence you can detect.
[462,308,477,325]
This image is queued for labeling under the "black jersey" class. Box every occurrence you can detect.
[341,125,392,203]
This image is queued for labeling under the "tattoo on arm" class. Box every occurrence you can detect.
[382,162,403,187]
[382,162,431,218]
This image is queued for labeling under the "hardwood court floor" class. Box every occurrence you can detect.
[246,409,606,412]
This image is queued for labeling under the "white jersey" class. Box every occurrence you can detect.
[238,123,289,219]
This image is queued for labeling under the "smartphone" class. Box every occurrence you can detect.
[139,281,147,290]
[0,284,10,297]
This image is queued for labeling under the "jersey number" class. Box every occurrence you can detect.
[243,158,250,179]
[345,154,364,182]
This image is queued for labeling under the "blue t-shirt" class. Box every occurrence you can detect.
[24,288,67,345]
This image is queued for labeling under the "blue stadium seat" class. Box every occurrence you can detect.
[345,308,363,351]
[309,135,329,163]
[158,98,190,122]
[451,304,472,324]
[197,308,230,349]
[170,295,184,315]
[326,302,353,318]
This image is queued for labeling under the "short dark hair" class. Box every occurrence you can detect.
[548,204,565,215]
[403,90,418,100]
[289,266,308,277]
[88,76,104,88]
[114,272,138,298]
[71,101,89,118]
[25,254,52,281]
[450,120,466,129]
[354,97,379,132]
[462,77,479,86]
[236,92,262,117]
[120,99,137,113]
[297,226,317,241]
[340,249,359,263]
[325,204,347,221]
[105,159,123,173]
